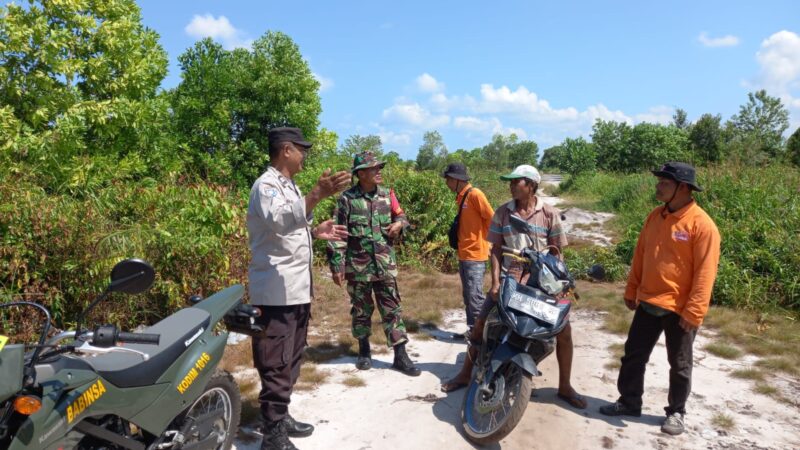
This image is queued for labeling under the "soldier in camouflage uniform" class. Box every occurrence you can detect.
[327,152,421,377]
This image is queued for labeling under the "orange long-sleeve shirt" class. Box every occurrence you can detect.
[455,184,495,261]
[624,200,721,327]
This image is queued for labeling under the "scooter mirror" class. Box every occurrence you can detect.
[109,259,155,294]
[587,264,606,282]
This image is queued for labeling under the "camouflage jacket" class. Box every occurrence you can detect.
[327,184,410,281]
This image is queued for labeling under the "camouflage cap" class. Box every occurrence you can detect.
[352,152,386,174]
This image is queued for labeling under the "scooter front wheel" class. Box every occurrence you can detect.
[461,361,532,445]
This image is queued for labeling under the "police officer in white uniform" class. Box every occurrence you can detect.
[247,127,350,450]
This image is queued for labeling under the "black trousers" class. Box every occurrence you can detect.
[617,305,697,415]
[252,303,310,424]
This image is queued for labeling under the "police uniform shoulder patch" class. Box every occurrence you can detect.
[260,184,279,198]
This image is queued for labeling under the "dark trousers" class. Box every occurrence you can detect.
[617,305,697,415]
[252,303,310,424]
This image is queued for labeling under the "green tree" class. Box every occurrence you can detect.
[171,31,321,186]
[481,133,517,170]
[416,130,447,170]
[559,137,596,175]
[341,134,383,158]
[787,126,800,167]
[730,90,790,159]
[627,123,690,172]
[673,108,690,130]
[591,119,632,171]
[0,0,175,193]
[508,139,539,167]
[539,145,565,171]
[170,38,239,181]
[689,114,724,163]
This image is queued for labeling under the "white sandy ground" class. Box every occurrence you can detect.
[231,308,800,450]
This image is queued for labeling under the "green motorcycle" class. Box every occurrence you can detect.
[0,259,261,449]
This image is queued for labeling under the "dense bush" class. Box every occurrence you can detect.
[0,176,248,332]
[560,165,800,311]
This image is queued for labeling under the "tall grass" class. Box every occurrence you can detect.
[559,164,800,312]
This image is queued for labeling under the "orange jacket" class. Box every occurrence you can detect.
[624,201,721,326]
[455,184,495,261]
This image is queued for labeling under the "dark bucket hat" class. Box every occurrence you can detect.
[268,127,312,149]
[352,151,386,174]
[651,162,703,192]
[441,162,470,181]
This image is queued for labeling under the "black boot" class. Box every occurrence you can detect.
[392,343,421,377]
[356,337,371,370]
[283,414,314,438]
[260,420,297,450]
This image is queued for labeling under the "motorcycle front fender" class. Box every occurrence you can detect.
[488,341,539,378]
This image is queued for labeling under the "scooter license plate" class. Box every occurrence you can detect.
[508,292,560,325]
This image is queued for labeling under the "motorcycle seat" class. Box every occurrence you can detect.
[84,307,211,388]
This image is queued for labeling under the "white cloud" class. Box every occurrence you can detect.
[584,104,633,125]
[377,131,412,147]
[185,14,252,49]
[698,32,740,48]
[454,116,493,131]
[313,72,334,92]
[633,106,675,125]
[478,84,581,121]
[382,102,450,127]
[756,31,800,93]
[416,73,445,93]
[755,30,800,130]
[453,116,527,139]
[369,75,692,158]
[430,92,477,112]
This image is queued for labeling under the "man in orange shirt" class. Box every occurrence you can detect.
[600,162,721,436]
[441,163,495,336]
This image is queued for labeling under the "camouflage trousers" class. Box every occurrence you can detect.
[347,278,408,347]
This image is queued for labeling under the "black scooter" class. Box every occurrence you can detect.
[461,245,580,445]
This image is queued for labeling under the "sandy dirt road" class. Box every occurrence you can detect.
[233,308,799,450]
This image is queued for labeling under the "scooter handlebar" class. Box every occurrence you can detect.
[500,246,522,256]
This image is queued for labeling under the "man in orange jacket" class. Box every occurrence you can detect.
[599,162,721,436]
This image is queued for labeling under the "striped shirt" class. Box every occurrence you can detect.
[487,198,568,279]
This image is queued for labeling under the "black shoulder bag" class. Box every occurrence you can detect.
[448,188,473,250]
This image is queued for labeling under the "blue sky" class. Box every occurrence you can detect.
[136,0,800,160]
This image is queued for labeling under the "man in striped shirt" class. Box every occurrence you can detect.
[442,165,586,410]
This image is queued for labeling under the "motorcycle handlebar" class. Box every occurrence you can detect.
[117,332,160,346]
[500,246,522,256]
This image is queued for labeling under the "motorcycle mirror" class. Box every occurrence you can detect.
[587,264,606,282]
[508,214,531,233]
[109,259,155,294]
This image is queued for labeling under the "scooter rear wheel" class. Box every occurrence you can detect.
[461,362,532,445]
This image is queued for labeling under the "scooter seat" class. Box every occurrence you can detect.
[84,308,211,388]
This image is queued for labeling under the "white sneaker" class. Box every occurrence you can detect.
[661,412,685,435]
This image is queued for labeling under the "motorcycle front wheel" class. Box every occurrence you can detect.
[150,370,241,450]
[461,361,532,445]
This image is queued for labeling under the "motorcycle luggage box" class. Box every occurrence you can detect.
[0,344,24,401]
